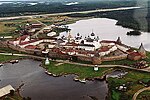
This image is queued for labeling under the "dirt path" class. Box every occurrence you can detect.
[132,86,150,100]
[0,52,150,73]
[55,63,64,66]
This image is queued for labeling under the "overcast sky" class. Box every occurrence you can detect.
[0,0,38,1]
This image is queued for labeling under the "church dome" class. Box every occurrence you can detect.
[77,33,80,36]
[91,32,95,36]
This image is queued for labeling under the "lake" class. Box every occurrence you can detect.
[0,59,108,100]
[1,18,146,100]
[60,18,150,51]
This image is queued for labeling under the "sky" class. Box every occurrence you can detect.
[0,0,111,1]
[0,0,137,1]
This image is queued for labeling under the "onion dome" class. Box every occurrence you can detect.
[97,36,99,40]
[91,32,95,36]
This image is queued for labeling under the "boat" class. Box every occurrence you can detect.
[52,74,59,77]
[10,60,19,64]
[45,70,52,75]
[79,79,86,83]
[73,77,79,81]
[0,63,4,67]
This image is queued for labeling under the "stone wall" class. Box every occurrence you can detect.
[92,57,102,65]
[7,43,41,55]
[102,54,128,61]
[1,41,130,64]
[77,56,92,62]
[127,55,141,61]
[48,51,69,60]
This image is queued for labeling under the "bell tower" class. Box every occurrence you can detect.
[138,43,146,58]
[116,37,122,44]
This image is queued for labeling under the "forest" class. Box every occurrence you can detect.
[0,1,136,17]
[1,0,150,32]
[68,4,150,32]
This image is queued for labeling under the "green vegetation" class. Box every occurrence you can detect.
[112,90,120,100]
[0,47,22,54]
[108,70,150,100]
[127,30,142,36]
[0,18,43,38]
[137,90,150,100]
[68,6,150,32]
[44,61,112,79]
[101,59,135,65]
[105,52,150,99]
[0,19,25,37]
[0,1,136,17]
[3,92,22,100]
[0,23,16,36]
[0,55,24,63]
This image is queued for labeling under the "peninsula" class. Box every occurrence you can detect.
[0,16,149,99]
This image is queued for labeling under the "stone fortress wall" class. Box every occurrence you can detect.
[1,41,145,65]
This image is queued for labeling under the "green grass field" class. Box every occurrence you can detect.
[108,70,150,100]
[137,90,150,100]
[44,61,113,79]
[0,55,24,63]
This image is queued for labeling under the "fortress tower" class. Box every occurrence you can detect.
[116,37,122,44]
[138,43,146,58]
[67,31,73,43]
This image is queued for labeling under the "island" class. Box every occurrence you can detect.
[126,30,142,36]
[0,10,150,100]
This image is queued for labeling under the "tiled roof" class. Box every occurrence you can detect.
[25,45,37,49]
[129,52,141,56]
[98,46,110,52]
[0,85,15,98]
[19,39,39,45]
[16,35,28,41]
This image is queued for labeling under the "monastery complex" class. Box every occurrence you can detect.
[8,31,146,65]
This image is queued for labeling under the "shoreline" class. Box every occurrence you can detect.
[1,57,150,100]
[0,6,140,21]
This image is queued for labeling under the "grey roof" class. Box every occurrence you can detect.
[91,32,95,36]
[0,85,15,98]
[139,43,146,52]
[116,37,122,43]
[79,44,95,47]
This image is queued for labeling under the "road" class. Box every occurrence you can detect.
[32,25,52,38]
[132,86,150,100]
[0,6,140,21]
[0,52,150,73]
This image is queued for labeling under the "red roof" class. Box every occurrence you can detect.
[126,49,134,53]
[129,52,141,56]
[25,45,37,49]
[98,47,110,52]
[16,35,28,41]
[19,39,39,45]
